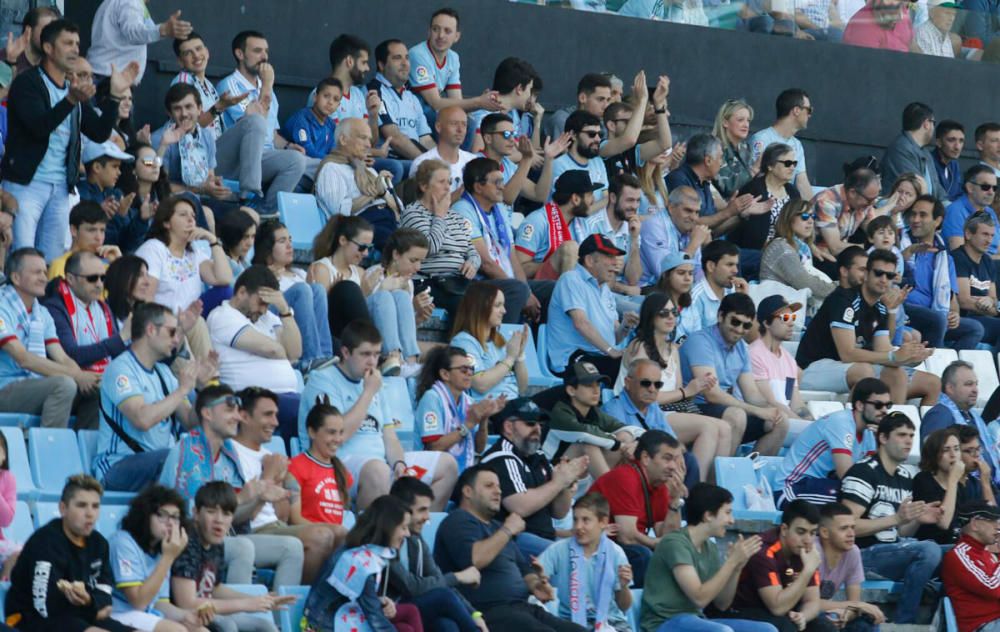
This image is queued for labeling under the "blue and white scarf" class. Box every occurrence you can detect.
[463,191,513,277]
[900,230,951,312]
[431,381,475,470]
[568,533,617,630]
[328,545,395,632]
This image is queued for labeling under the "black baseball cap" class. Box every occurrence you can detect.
[578,234,626,258]
[564,360,611,386]
[756,294,803,325]
[553,170,602,198]
[490,397,549,429]
[958,500,1000,524]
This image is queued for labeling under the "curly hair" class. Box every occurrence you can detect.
[120,485,189,555]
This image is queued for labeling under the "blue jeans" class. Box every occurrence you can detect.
[860,538,943,624]
[967,313,1000,354]
[515,531,554,560]
[367,289,420,359]
[902,304,985,350]
[660,614,779,632]
[282,282,332,363]
[407,587,478,632]
[623,543,652,588]
[372,158,406,185]
[5,179,70,262]
[101,449,171,492]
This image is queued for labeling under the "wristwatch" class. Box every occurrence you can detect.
[457,425,470,438]
[278,307,295,318]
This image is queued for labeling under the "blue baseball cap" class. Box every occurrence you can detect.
[660,252,694,274]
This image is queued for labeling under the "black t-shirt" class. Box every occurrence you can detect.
[479,437,556,540]
[171,530,227,598]
[951,246,997,316]
[912,470,982,544]
[839,455,914,549]
[729,176,800,251]
[796,287,889,369]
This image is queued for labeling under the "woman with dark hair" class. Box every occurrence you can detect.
[759,198,836,306]
[414,346,504,474]
[95,78,143,150]
[217,210,257,280]
[449,282,528,401]
[652,253,698,342]
[913,427,983,544]
[617,292,730,476]
[105,255,157,326]
[108,143,174,254]
[303,495,423,632]
[308,215,376,343]
[729,142,801,261]
[288,402,352,532]
[253,219,333,370]
[108,485,203,631]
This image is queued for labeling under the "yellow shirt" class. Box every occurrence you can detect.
[47,250,73,280]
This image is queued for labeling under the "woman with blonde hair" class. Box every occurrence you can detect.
[712,99,757,200]
[759,198,836,303]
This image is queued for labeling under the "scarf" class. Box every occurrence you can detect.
[329,545,395,632]
[900,230,951,312]
[543,201,572,262]
[793,237,812,265]
[463,191,512,276]
[431,381,475,470]
[56,279,114,373]
[938,393,1000,487]
[316,151,386,200]
[166,429,245,502]
[177,127,211,187]
[568,532,616,629]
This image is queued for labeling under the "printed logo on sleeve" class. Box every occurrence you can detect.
[423,412,440,432]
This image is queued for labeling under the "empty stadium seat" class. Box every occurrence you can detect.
[2,428,38,501]
[28,428,83,500]
[278,585,310,632]
[228,584,273,623]
[7,501,32,543]
[713,457,779,522]
[32,501,59,529]
[422,511,448,554]
[276,192,324,259]
[628,588,643,631]
[536,324,559,378]
[77,430,98,474]
[499,323,560,389]
[961,350,999,408]
[806,401,844,419]
[925,348,958,376]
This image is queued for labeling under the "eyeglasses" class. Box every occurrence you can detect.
[864,400,892,410]
[658,308,678,318]
[204,394,242,409]
[728,317,753,330]
[798,104,814,114]
[777,160,799,168]
[871,269,897,280]
[350,239,372,252]
[638,379,665,389]
[140,156,162,168]
[483,177,505,187]
[773,312,797,323]
[962,446,982,456]
[518,420,540,427]
[580,130,601,138]
[798,213,815,221]
[487,129,516,139]
[448,365,475,375]
[155,510,182,523]
[973,182,998,192]
[157,325,178,338]
[852,189,878,205]
[71,272,105,284]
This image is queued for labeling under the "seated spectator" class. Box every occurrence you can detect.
[713,99,756,201]
[749,89,813,200]
[387,477,484,631]
[207,266,301,428]
[319,34,379,136]
[409,105,477,191]
[0,248,92,428]
[750,295,812,423]
[7,7,58,77]
[651,253,701,341]
[952,212,1000,353]
[601,74,672,178]
[299,319,458,510]
[466,56,537,153]
[536,492,633,631]
[881,102,944,199]
[913,428,975,544]
[415,346,505,472]
[839,411,944,624]
[170,481,293,632]
[929,120,964,203]
[232,387,336,584]
[721,501,832,632]
[590,174,644,307]
[279,78,340,159]
[541,72,612,145]
[479,112,564,215]
[880,172,926,229]
[170,32,244,141]
[941,501,1000,632]
[111,143,174,255]
[108,485,200,631]
[760,199,836,308]
[589,429,685,587]
[288,402,352,531]
[87,0,191,83]
[76,140,132,228]
[252,219,333,370]
[640,186,711,286]
[668,134,755,234]
[795,0,846,39]
[914,0,962,56]
[433,466,584,632]
[689,240,749,333]
[943,165,1000,253]
[47,201,121,280]
[816,503,885,632]
[842,0,913,52]
[368,39,434,171]
[776,378,884,507]
[450,282,528,401]
[41,251,128,429]
[960,0,1000,46]
[104,254,156,329]
[550,111,609,214]
[811,165,880,260]
[640,482,772,632]
[921,363,998,479]
[400,159,481,319]
[217,210,256,280]
[548,234,636,379]
[978,123,1000,179]
[216,30,307,213]
[955,425,998,504]
[796,249,937,403]
[680,293,788,457]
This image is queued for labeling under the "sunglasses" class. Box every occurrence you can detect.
[865,400,892,410]
[205,394,242,409]
[973,182,998,192]
[157,325,178,338]
[773,312,797,323]
[488,130,516,139]
[140,156,162,168]
[871,269,897,280]
[798,213,815,221]
[72,272,105,283]
[580,130,601,138]
[728,317,753,330]
[449,365,474,375]
[777,160,799,168]
[350,238,372,252]
[519,420,540,427]
[638,379,665,389]
[658,308,679,318]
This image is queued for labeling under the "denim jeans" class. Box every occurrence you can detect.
[860,538,943,624]
[515,531,553,560]
[367,289,420,358]
[407,587,479,632]
[622,543,652,588]
[660,614,779,632]
[968,313,1000,354]
[282,282,332,363]
[101,449,171,492]
[904,305,985,350]
[5,179,70,262]
[372,157,406,185]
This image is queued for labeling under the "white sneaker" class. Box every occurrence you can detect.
[400,362,423,379]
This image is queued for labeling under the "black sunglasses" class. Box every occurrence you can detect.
[728,317,753,330]
[871,269,897,280]
[658,308,679,318]
[350,238,372,252]
[777,160,799,168]
[865,400,893,410]
[639,379,665,389]
[71,272,106,283]
[973,182,998,192]
[580,130,601,138]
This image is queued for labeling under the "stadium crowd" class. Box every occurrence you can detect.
[0,1,999,632]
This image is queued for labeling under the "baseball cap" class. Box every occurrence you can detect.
[82,140,134,165]
[756,294,804,325]
[553,170,602,198]
[0,63,12,89]
[578,234,626,259]
[564,360,611,386]
[490,397,549,429]
[928,0,961,8]
[958,500,1000,524]
[660,252,695,274]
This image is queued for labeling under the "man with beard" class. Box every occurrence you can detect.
[640,186,712,285]
[843,0,914,53]
[551,110,610,214]
[6,6,58,76]
[816,503,886,632]
[589,174,644,308]
[215,30,306,213]
[933,120,965,201]
[942,501,1000,632]
[479,112,567,216]
[689,240,749,333]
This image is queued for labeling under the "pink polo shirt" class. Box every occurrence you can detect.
[843,5,913,53]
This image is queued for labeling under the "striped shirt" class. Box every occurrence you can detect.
[0,284,58,387]
[172,71,223,138]
[400,201,481,277]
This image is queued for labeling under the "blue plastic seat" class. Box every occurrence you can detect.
[535,324,559,379]
[277,585,310,632]
[943,596,958,632]
[289,437,301,457]
[343,510,356,530]
[383,376,415,433]
[628,588,643,631]
[77,430,98,474]
[422,512,448,554]
[713,456,780,523]
[32,501,60,529]
[0,414,39,428]
[277,192,324,255]
[264,435,287,457]
[28,428,84,500]
[0,581,8,618]
[97,504,128,537]
[228,584,273,623]
[498,324,560,389]
[7,501,33,542]
[2,428,38,501]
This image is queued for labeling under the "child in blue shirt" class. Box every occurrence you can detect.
[281,78,341,159]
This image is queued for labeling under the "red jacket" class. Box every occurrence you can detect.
[943,534,1000,632]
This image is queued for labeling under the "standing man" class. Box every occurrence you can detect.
[881,102,943,199]
[749,88,813,199]
[88,0,191,83]
[6,6,59,77]
[934,120,966,202]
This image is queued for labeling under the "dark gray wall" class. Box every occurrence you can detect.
[113,0,995,185]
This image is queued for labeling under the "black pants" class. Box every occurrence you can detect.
[557,349,623,383]
[714,607,838,632]
[327,279,370,344]
[483,602,587,632]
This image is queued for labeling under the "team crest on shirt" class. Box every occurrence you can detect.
[521,223,534,238]
[0,318,5,332]
[842,307,855,324]
[463,218,473,232]
[845,433,854,448]
[118,557,133,576]
[423,411,440,432]
[297,129,307,143]
[116,375,131,394]
[415,66,430,82]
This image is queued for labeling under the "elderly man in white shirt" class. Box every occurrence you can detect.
[88,0,193,83]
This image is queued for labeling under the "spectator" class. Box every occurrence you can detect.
[955,426,998,505]
[4,474,131,632]
[217,210,256,280]
[713,98,757,201]
[591,174,644,306]
[41,251,128,429]
[914,0,962,56]
[834,246,868,290]
[433,466,584,632]
[540,72,609,140]
[601,73,672,176]
[943,165,1000,253]
[321,34,379,136]
[536,492,634,631]
[288,402,352,531]
[387,477,485,631]
[640,186,712,286]
[547,234,636,379]
[795,0,846,39]
[279,78,340,160]
[635,138,683,217]
[409,105,477,191]
[795,248,938,404]
[47,201,121,280]
[680,293,788,457]
[550,111,610,213]
[719,501,831,632]
[749,88,813,200]
[87,0,191,84]
[953,212,1000,352]
[107,485,199,631]
[449,282,529,401]
[7,6,58,77]
[104,254,155,328]
[811,166,881,258]
[303,495,423,632]
[369,39,434,170]
[839,411,944,624]
[759,199,837,305]
[881,102,943,200]
[842,0,914,52]
[589,430,685,588]
[467,56,537,153]
[94,78,138,149]
[689,240,749,333]
[933,120,966,202]
[171,33,246,141]
[170,481,293,632]
[639,482,772,632]
[308,214,373,296]
[729,143,801,270]
[961,0,1000,46]
[298,319,458,510]
[749,295,812,424]
[816,503,885,632]
[668,134,755,233]
[400,159,480,318]
[76,141,132,230]
[913,427,972,544]
[415,346,506,472]
[0,248,89,428]
[977,122,1000,179]
[111,143,171,254]
[775,378,884,507]
[216,30,307,213]
[941,501,1000,632]
[3,20,135,262]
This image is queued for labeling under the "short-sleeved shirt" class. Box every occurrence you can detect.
[839,455,915,547]
[370,74,431,152]
[514,204,595,264]
[288,451,352,525]
[414,385,476,470]
[818,543,865,599]
[479,437,556,539]
[679,325,751,405]
[589,462,670,537]
[812,185,875,244]
[449,331,519,400]
[408,42,461,98]
[602,393,676,437]
[135,239,211,314]
[410,146,476,191]
[733,528,820,611]
[0,284,58,387]
[307,84,368,125]
[536,536,630,626]
[641,527,722,629]
[171,530,226,599]
[548,264,618,372]
[942,197,1000,256]
[952,246,998,316]
[465,108,521,151]
[207,300,298,393]
[687,279,733,333]
[778,409,876,489]
[796,287,889,368]
[749,127,807,178]
[216,71,280,149]
[280,106,336,159]
[551,154,609,201]
[298,365,389,457]
[749,338,799,407]
[171,72,223,138]
[109,530,169,614]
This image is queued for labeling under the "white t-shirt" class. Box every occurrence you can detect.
[409,146,476,192]
[206,300,299,393]
[232,441,280,531]
[277,267,308,293]
[135,239,210,313]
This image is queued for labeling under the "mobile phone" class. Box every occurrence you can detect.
[413,279,431,295]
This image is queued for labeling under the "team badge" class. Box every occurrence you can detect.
[116,375,131,394]
[297,129,308,143]
[521,223,534,238]
[423,412,440,432]
[844,433,853,448]
[842,307,854,323]
[415,66,430,82]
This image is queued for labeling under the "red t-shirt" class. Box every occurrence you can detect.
[733,528,820,611]
[288,452,353,525]
[588,462,670,536]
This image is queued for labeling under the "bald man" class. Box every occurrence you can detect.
[409,105,477,195]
